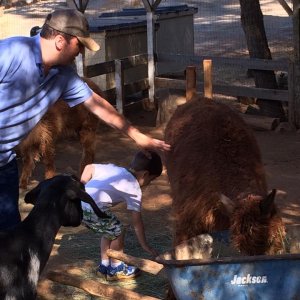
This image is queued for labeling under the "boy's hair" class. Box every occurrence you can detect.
[130,151,162,177]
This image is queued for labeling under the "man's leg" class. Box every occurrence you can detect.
[0,158,21,230]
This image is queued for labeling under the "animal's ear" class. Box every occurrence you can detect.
[66,188,109,219]
[24,184,41,205]
[78,190,110,219]
[220,194,235,216]
[259,189,276,215]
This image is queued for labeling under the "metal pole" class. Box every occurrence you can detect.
[142,0,162,104]
[147,10,155,104]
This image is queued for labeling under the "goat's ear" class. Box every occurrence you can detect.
[24,184,41,205]
[259,189,276,216]
[220,194,235,216]
[68,188,110,219]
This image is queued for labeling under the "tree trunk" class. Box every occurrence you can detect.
[239,0,286,120]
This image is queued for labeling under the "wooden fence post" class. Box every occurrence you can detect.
[115,59,125,114]
[186,66,197,101]
[203,59,213,99]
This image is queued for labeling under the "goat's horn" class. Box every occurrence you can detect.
[77,190,110,219]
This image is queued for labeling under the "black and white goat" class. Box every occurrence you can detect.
[0,174,108,300]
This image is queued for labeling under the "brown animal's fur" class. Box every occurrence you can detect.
[164,97,285,255]
[17,78,104,189]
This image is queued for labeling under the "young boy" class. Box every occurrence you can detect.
[80,150,162,281]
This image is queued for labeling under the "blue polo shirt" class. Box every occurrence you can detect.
[0,34,93,167]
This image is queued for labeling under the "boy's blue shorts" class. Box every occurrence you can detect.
[82,207,123,240]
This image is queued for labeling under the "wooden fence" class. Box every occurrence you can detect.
[83,53,149,114]
[84,52,293,125]
[155,53,290,103]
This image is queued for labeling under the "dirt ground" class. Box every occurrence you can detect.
[18,103,174,300]
[17,100,300,300]
[2,0,299,299]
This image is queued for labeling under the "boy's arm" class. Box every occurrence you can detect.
[131,210,159,257]
[80,164,94,184]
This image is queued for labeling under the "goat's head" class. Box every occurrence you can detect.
[24,174,109,226]
[221,189,286,255]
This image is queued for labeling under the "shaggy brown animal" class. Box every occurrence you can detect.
[17,78,104,189]
[164,97,286,255]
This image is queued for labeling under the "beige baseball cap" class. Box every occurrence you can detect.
[44,8,100,52]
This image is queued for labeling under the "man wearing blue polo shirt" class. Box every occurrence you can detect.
[0,8,170,230]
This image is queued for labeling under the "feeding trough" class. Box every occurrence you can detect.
[156,253,300,300]
[107,227,300,300]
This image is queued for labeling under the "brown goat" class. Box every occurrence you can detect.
[164,97,286,256]
[17,78,103,189]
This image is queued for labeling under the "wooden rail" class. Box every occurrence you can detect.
[84,53,149,113]
[155,55,290,102]
[83,53,290,114]
[156,53,289,71]
[155,77,289,102]
[155,56,289,130]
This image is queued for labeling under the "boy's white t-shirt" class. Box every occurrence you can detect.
[82,163,142,212]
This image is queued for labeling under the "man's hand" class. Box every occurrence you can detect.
[127,126,171,153]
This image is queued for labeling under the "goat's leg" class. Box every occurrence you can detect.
[79,129,97,175]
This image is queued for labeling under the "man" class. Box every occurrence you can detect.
[0,8,170,230]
